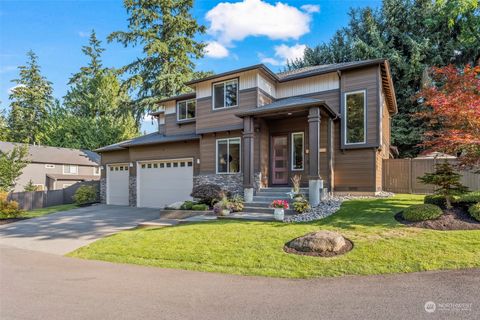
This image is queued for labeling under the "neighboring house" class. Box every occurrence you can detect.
[0,141,101,192]
[97,59,397,208]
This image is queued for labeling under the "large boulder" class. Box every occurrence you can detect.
[285,231,349,256]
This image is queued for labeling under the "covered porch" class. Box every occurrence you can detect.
[236,97,339,206]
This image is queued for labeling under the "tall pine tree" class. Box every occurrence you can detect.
[108,0,206,119]
[8,50,53,144]
[287,0,480,157]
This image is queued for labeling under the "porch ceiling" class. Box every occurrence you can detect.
[235,97,339,119]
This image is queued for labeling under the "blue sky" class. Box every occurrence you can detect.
[0,0,381,133]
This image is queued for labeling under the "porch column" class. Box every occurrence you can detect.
[308,106,323,206]
[242,116,255,202]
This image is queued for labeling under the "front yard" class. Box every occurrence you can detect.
[69,194,480,278]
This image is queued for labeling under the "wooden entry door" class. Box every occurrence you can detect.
[271,135,288,184]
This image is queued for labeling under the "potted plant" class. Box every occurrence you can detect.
[213,197,232,216]
[270,200,289,221]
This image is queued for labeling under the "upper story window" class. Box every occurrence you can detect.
[177,99,196,121]
[344,90,366,145]
[213,79,238,110]
[63,164,78,175]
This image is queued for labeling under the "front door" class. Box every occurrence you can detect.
[271,135,288,184]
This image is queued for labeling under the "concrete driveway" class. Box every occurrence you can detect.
[0,204,159,254]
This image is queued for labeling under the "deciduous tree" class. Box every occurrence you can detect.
[0,145,29,192]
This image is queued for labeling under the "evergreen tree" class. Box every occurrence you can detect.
[0,108,8,141]
[287,0,480,157]
[108,0,206,119]
[7,51,53,144]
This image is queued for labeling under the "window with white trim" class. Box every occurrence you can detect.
[216,138,241,173]
[213,79,238,110]
[177,99,196,121]
[344,90,366,144]
[291,132,304,170]
[63,165,78,174]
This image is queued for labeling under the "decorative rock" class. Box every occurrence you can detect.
[167,201,184,210]
[286,230,348,255]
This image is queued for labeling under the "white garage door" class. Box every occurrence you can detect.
[106,164,129,206]
[137,159,194,208]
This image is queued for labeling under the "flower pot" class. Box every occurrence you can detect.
[221,209,230,216]
[273,208,284,221]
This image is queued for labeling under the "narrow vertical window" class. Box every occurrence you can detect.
[216,138,241,173]
[291,132,304,170]
[345,90,366,144]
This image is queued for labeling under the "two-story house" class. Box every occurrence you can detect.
[97,59,397,208]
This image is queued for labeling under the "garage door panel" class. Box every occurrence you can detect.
[107,164,129,206]
[138,160,193,208]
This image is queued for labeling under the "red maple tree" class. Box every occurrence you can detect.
[417,65,480,170]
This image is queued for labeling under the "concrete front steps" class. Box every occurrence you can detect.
[242,187,308,216]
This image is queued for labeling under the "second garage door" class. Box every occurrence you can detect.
[137,159,194,208]
[106,164,129,206]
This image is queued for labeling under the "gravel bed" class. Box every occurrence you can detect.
[283,191,395,223]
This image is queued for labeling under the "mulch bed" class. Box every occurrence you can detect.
[0,217,29,225]
[283,238,354,257]
[395,208,480,230]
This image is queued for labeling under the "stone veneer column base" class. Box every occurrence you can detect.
[193,173,243,196]
[129,176,137,207]
[100,178,106,204]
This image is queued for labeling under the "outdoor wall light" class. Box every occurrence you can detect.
[305,149,310,154]
[129,162,134,167]
[196,158,201,164]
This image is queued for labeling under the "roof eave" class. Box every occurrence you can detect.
[236,101,339,119]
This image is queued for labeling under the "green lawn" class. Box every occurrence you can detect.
[21,204,78,218]
[68,195,480,278]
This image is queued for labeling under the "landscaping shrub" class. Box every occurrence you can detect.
[292,199,311,213]
[180,201,195,210]
[424,195,447,208]
[456,191,480,205]
[191,184,227,205]
[468,203,480,222]
[72,185,97,205]
[0,191,23,219]
[213,197,232,216]
[229,195,244,212]
[402,204,443,222]
[191,204,209,211]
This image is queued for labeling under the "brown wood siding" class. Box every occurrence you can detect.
[196,89,257,133]
[199,130,243,174]
[309,89,340,114]
[129,140,200,175]
[164,113,196,135]
[341,66,379,147]
[100,150,130,165]
[333,122,375,191]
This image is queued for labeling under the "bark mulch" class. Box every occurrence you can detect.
[395,208,480,231]
[283,238,354,257]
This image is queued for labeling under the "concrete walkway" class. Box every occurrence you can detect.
[0,245,478,320]
[0,204,159,254]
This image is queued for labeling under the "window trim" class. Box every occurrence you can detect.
[62,164,78,175]
[291,132,304,171]
[212,78,239,110]
[215,137,242,174]
[176,98,196,122]
[343,89,367,145]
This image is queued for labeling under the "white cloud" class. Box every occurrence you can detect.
[204,41,229,58]
[206,0,318,45]
[260,43,306,66]
[78,31,89,38]
[7,84,25,94]
[301,4,320,13]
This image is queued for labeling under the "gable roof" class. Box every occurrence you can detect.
[0,141,100,166]
[95,133,200,152]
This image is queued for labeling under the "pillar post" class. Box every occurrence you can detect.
[242,116,255,202]
[308,106,322,206]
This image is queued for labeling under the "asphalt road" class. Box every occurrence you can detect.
[1,245,478,320]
